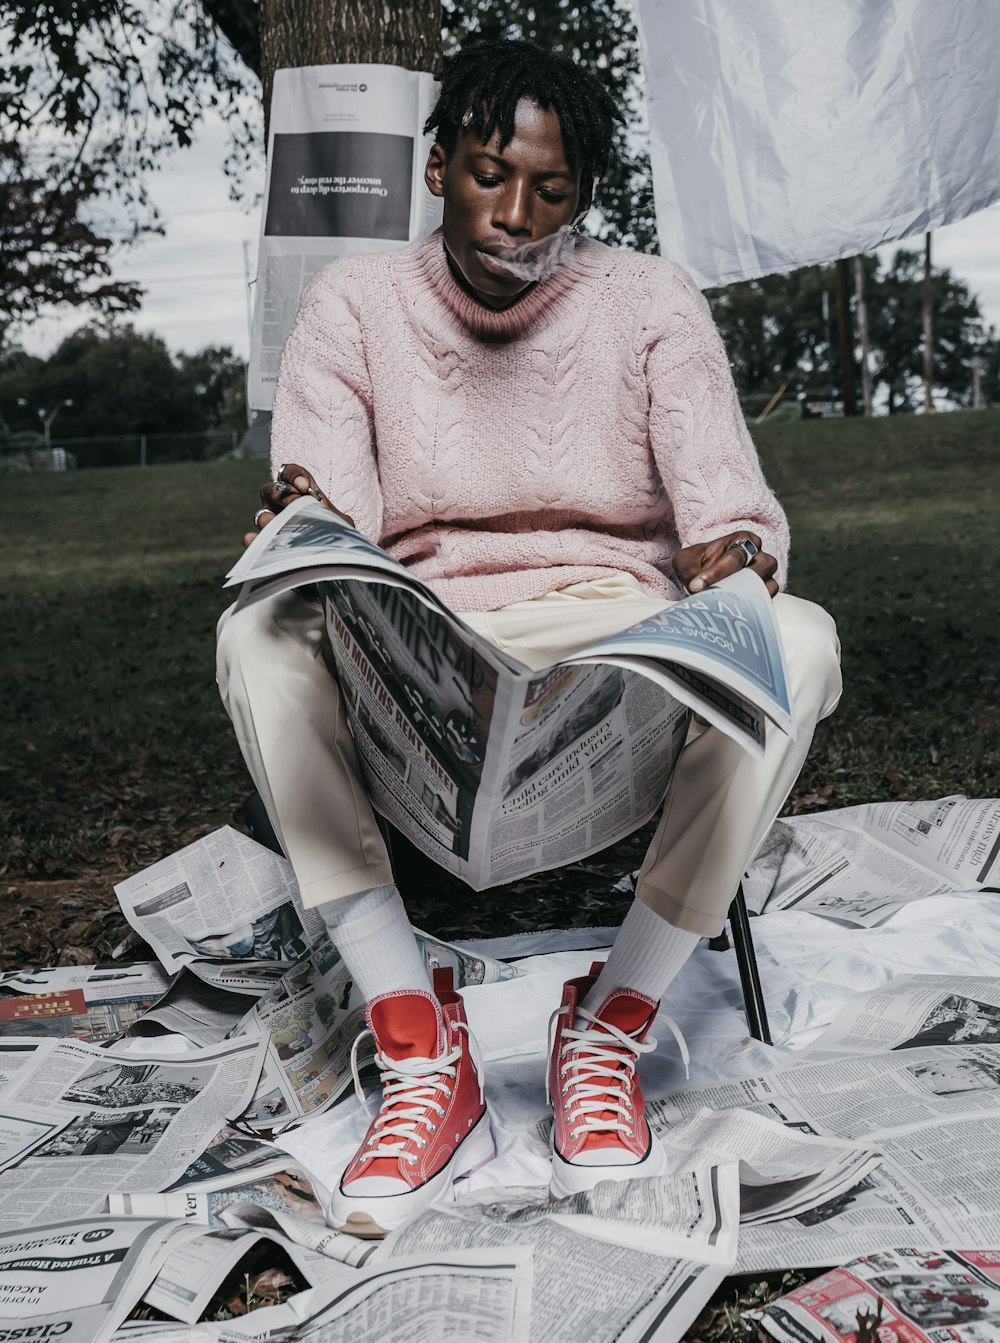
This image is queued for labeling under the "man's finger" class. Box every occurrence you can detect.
[687,546,749,592]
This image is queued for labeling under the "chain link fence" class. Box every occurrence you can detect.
[0,429,264,472]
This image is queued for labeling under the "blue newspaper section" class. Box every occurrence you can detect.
[579,573,791,723]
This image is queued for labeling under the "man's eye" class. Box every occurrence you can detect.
[539,190,569,204]
[473,174,503,187]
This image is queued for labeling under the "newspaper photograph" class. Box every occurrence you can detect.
[746,797,1000,926]
[753,1247,1000,1343]
[167,1125,308,1192]
[378,1170,739,1343]
[0,1216,191,1343]
[0,1035,266,1230]
[807,974,1000,1058]
[248,63,441,410]
[225,498,794,889]
[0,963,174,1042]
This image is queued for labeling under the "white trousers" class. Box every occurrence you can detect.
[217,575,841,938]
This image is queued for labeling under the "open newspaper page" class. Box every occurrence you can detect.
[213,1248,534,1343]
[377,1169,739,1343]
[225,498,792,888]
[0,963,174,1043]
[114,826,323,974]
[113,830,514,1128]
[745,796,1000,926]
[807,973,1000,1057]
[248,64,441,411]
[0,1034,266,1231]
[0,1216,194,1343]
[753,1248,1000,1343]
[647,1021,1000,1269]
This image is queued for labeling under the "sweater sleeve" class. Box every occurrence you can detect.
[270,263,383,543]
[645,267,790,589]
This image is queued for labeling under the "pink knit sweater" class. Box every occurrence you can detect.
[270,230,789,612]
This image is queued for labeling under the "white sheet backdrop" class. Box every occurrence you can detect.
[633,0,1000,286]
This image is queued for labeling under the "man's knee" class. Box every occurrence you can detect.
[773,593,842,719]
[216,591,327,706]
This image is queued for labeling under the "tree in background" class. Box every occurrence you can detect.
[0,326,246,441]
[0,145,143,342]
[707,251,992,410]
[867,251,988,413]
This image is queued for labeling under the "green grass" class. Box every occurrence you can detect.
[1,411,998,900]
[757,410,1000,809]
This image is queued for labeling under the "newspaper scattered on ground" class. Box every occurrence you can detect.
[752,1247,1000,1343]
[744,796,1000,924]
[377,1170,739,1342]
[114,828,514,1123]
[225,497,793,889]
[806,973,1000,1057]
[0,1216,193,1343]
[0,962,174,1042]
[0,1035,266,1230]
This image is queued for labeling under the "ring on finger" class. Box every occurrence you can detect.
[726,537,759,568]
[253,508,271,529]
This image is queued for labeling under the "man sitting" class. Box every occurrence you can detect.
[218,38,841,1236]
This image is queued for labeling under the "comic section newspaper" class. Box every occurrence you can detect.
[225,497,793,890]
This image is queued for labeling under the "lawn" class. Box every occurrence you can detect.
[1,410,998,966]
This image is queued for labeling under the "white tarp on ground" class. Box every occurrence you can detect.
[633,0,1000,287]
[276,885,1000,1202]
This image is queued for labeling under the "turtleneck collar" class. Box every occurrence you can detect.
[397,228,605,343]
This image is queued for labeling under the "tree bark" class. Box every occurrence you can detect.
[259,0,443,137]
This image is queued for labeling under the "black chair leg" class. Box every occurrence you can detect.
[728,881,772,1045]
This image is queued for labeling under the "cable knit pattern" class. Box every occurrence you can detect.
[270,230,789,612]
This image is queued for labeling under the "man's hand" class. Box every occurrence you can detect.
[243,462,355,549]
[673,531,779,598]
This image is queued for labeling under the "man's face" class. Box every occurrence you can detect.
[425,98,587,310]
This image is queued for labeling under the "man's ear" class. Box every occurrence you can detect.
[425,143,447,199]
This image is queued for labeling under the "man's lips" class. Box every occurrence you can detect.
[475,248,521,279]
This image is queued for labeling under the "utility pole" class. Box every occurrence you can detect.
[852,255,873,416]
[835,259,857,416]
[40,398,72,447]
[242,239,255,428]
[923,231,935,413]
[822,289,835,411]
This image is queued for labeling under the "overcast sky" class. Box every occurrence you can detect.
[20,110,1000,362]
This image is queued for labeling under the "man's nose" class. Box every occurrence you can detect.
[493,178,532,237]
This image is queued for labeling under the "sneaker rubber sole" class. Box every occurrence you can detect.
[548,1125,667,1200]
[328,1110,496,1238]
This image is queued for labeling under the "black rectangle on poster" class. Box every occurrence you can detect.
[265,131,414,239]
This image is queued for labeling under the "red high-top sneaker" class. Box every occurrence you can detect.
[548,961,672,1200]
[328,968,494,1237]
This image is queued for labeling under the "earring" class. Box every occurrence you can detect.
[461,108,473,128]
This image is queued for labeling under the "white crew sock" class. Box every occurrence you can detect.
[580,899,700,1018]
[316,884,430,1004]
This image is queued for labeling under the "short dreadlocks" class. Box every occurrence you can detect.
[424,39,624,185]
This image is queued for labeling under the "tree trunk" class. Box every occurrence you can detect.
[922,231,935,413]
[260,0,443,136]
[835,258,857,416]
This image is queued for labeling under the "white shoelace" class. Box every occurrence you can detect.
[350,1022,484,1165]
[547,1003,690,1142]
